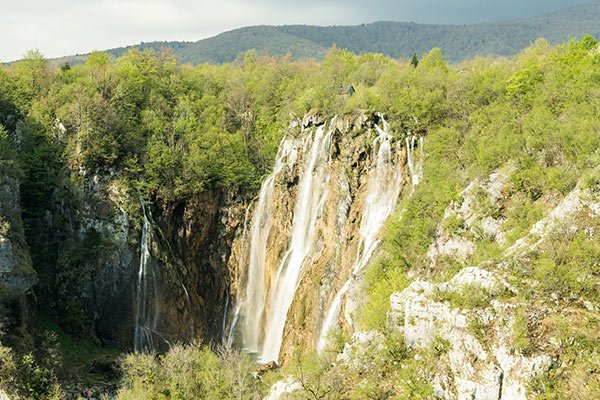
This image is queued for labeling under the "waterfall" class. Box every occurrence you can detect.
[240,138,299,354]
[259,122,334,363]
[233,114,424,362]
[233,120,334,363]
[222,290,230,339]
[406,136,424,188]
[224,205,252,347]
[134,204,160,353]
[317,118,403,351]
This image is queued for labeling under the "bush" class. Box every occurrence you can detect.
[117,342,265,399]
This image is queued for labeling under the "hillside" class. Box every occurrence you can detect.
[45,0,600,65]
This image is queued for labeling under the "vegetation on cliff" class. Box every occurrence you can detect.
[0,33,599,399]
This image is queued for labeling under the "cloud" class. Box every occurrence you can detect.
[0,0,590,61]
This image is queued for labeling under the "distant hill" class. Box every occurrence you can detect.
[49,0,600,66]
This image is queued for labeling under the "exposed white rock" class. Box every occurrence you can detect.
[336,331,385,369]
[0,388,10,400]
[263,378,301,400]
[388,267,550,400]
[507,186,600,255]
[487,170,509,202]
[429,237,476,263]
[480,216,506,245]
[429,166,514,266]
[448,267,503,294]
[493,344,552,400]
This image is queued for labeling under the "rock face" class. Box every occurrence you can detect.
[149,188,247,347]
[227,112,420,363]
[507,185,600,255]
[0,168,36,295]
[20,171,138,345]
[0,162,37,344]
[75,175,136,344]
[381,175,600,400]
[71,176,248,349]
[389,267,551,400]
[1,131,248,350]
[428,165,514,267]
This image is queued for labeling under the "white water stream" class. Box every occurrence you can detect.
[317,118,404,351]
[406,136,424,188]
[240,138,299,355]
[134,205,159,353]
[259,122,334,363]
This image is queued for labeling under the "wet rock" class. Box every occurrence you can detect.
[256,360,279,375]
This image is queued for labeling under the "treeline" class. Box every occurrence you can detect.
[0,44,462,200]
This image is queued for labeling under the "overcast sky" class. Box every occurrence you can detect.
[0,0,592,61]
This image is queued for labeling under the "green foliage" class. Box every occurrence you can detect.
[433,284,495,310]
[2,34,600,398]
[512,308,533,354]
[0,333,66,400]
[360,256,409,330]
[528,310,599,400]
[117,342,265,399]
[288,334,434,400]
[34,316,120,387]
[410,52,419,68]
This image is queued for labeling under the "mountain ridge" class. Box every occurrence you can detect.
[25,0,600,65]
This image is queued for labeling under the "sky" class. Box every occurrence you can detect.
[0,0,592,61]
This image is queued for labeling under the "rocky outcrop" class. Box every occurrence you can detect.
[68,174,248,349]
[428,165,514,267]
[75,175,136,345]
[388,267,551,400]
[0,167,36,295]
[507,185,600,255]
[264,379,302,400]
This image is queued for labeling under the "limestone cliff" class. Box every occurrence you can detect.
[147,189,246,347]
[226,112,420,364]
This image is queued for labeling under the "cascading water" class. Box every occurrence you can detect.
[406,136,424,188]
[231,120,334,363]
[224,206,252,348]
[240,138,299,354]
[259,122,334,363]
[231,114,425,363]
[134,204,160,353]
[317,118,403,351]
